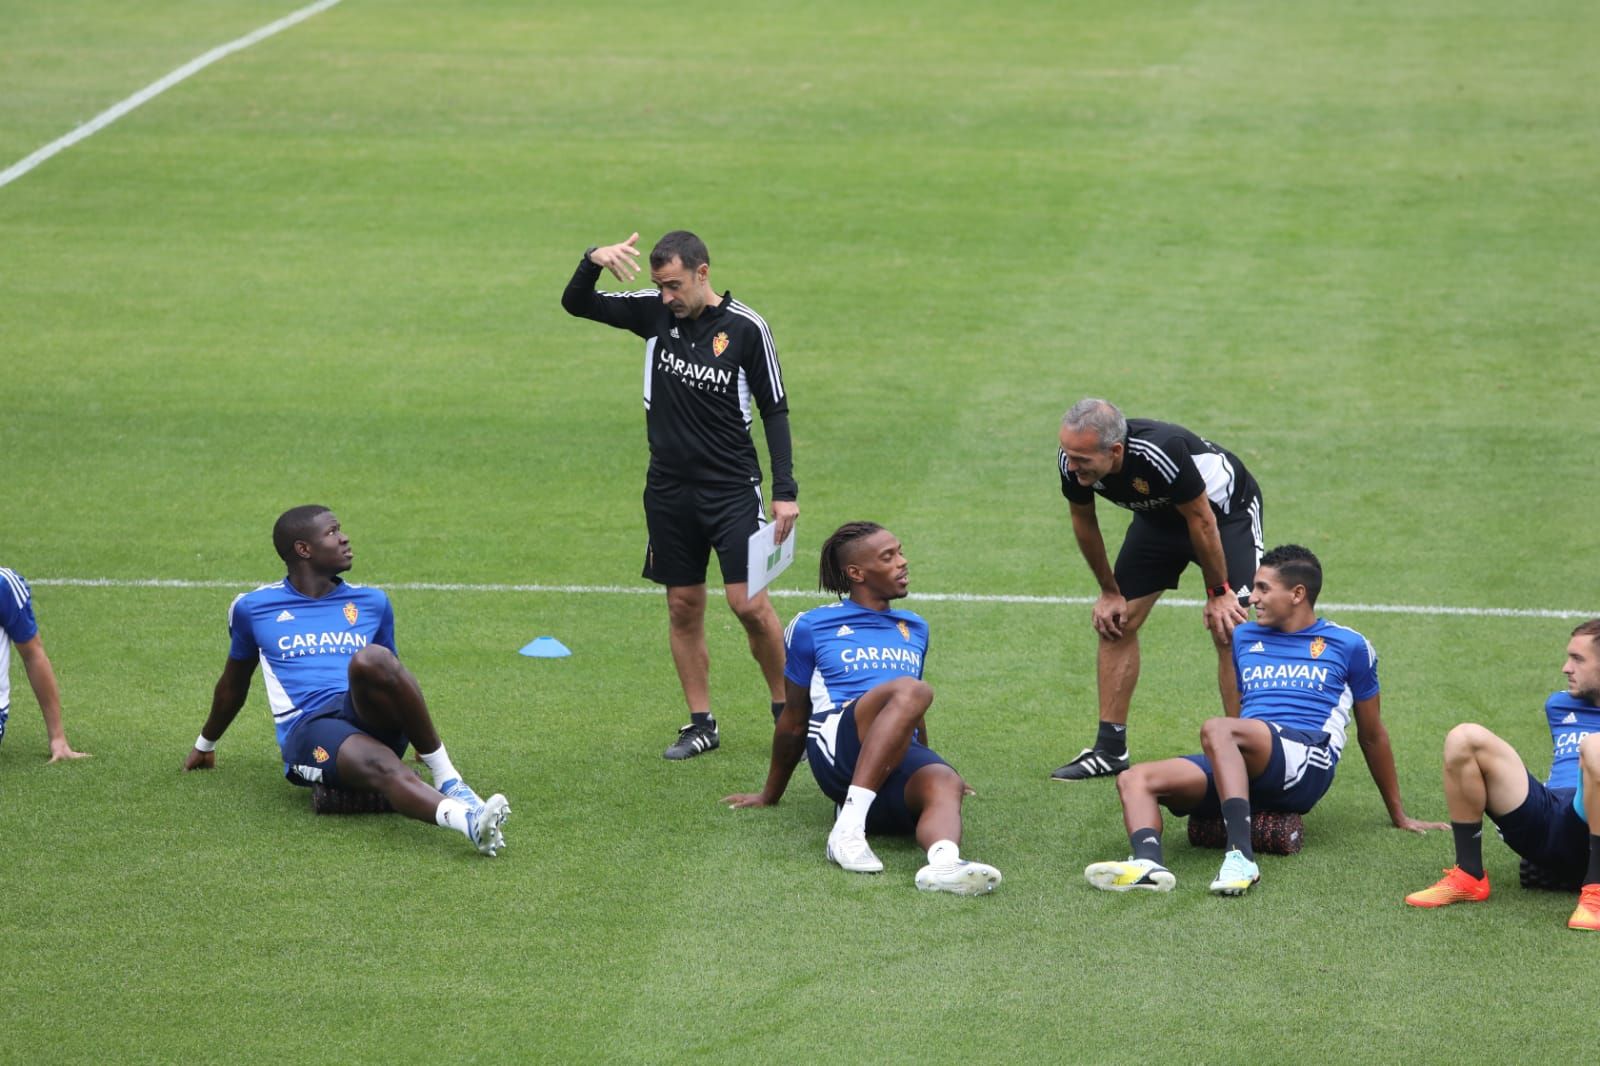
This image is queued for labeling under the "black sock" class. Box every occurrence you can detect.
[691,712,713,728]
[1452,821,1485,879]
[1129,827,1164,864]
[770,700,784,721]
[1221,798,1255,860]
[1096,721,1128,758]
[1587,835,1600,887]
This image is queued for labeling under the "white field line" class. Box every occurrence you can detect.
[27,577,1595,620]
[0,0,343,190]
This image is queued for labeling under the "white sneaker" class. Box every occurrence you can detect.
[467,793,510,856]
[826,825,883,873]
[915,860,1002,896]
[1084,857,1176,892]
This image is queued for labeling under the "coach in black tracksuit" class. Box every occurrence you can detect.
[1051,398,1263,782]
[562,230,797,761]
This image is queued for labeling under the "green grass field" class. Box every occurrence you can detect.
[3,1,1598,1062]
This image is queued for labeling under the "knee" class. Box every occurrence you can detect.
[348,644,401,688]
[666,593,703,631]
[728,594,775,631]
[1116,764,1152,804]
[887,677,935,712]
[1198,716,1233,753]
[911,763,966,806]
[1443,722,1493,762]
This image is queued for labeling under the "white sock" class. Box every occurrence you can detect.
[435,797,472,838]
[927,839,960,869]
[418,744,462,787]
[835,785,876,835]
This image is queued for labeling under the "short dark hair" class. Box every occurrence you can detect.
[650,230,709,272]
[272,505,332,565]
[818,521,885,595]
[1572,619,1600,645]
[1259,543,1323,605]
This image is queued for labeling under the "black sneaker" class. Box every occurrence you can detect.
[663,720,720,760]
[1050,747,1129,780]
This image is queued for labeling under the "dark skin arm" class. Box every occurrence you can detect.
[182,657,257,771]
[723,679,810,808]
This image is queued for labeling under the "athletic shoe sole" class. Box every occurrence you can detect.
[1085,861,1175,893]
[470,793,510,856]
[916,862,1002,896]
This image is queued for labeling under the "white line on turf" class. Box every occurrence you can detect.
[0,0,343,190]
[26,577,1594,620]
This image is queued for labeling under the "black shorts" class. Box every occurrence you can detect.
[1170,723,1337,817]
[806,698,952,835]
[1114,492,1263,603]
[642,473,767,587]
[281,692,408,789]
[1490,775,1590,882]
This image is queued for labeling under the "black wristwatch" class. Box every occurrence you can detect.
[1208,582,1231,598]
[583,245,599,264]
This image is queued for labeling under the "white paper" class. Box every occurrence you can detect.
[746,521,795,596]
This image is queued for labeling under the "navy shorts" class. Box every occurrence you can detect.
[281,692,408,789]
[805,698,951,835]
[1114,493,1263,603]
[1171,722,1336,817]
[1490,775,1589,881]
[641,471,766,587]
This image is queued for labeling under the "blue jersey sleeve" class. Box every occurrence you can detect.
[1346,635,1380,702]
[782,611,816,688]
[227,593,259,661]
[376,596,397,655]
[0,570,39,644]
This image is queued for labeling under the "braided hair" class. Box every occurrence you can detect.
[818,521,884,596]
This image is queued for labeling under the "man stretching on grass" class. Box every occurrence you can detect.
[723,521,1001,895]
[183,506,510,856]
[1404,620,1600,931]
[1085,544,1443,896]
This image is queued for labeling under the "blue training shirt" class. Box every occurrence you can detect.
[1542,690,1600,820]
[0,567,40,719]
[1232,618,1379,763]
[227,577,396,764]
[783,599,929,715]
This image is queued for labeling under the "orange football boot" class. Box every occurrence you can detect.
[1567,884,1600,931]
[1405,866,1490,908]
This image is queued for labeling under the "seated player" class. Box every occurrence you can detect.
[182,506,510,856]
[1404,619,1600,931]
[723,521,1001,895]
[1,565,90,762]
[1085,544,1444,896]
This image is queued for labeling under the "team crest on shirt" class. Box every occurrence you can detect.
[1132,477,1150,495]
[343,601,359,625]
[312,746,330,763]
[896,621,910,641]
[1309,636,1326,659]
[712,331,730,357]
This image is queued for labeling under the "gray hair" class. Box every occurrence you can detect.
[1061,398,1126,451]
